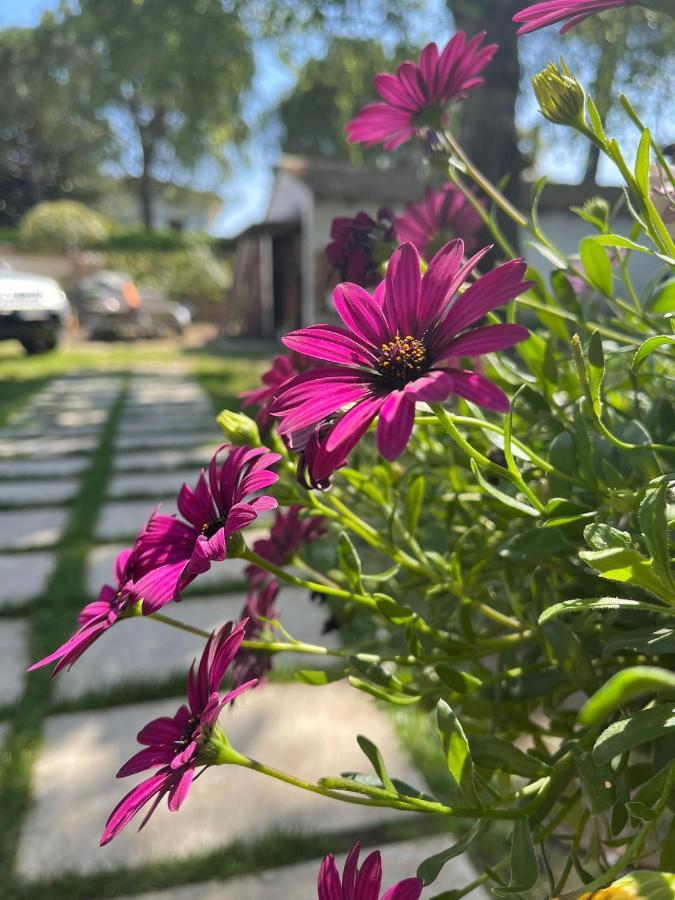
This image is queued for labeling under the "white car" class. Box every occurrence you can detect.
[0,263,70,353]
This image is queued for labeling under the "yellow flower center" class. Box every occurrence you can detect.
[376,335,428,388]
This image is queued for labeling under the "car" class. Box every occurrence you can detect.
[139,289,192,336]
[69,270,148,340]
[0,263,71,354]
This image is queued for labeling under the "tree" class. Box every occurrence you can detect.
[0,20,111,226]
[279,38,415,165]
[62,0,255,229]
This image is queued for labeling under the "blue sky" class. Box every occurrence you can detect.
[2,0,665,235]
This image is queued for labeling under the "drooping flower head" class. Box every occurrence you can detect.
[134,445,280,609]
[248,505,325,575]
[231,579,279,689]
[240,352,314,430]
[28,544,173,676]
[101,620,255,845]
[513,0,640,33]
[346,33,497,151]
[290,418,351,491]
[271,240,530,466]
[395,183,483,260]
[326,209,396,288]
[318,843,423,900]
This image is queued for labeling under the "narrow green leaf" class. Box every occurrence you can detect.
[574,749,615,813]
[436,700,479,806]
[436,664,483,695]
[538,597,671,625]
[337,532,364,593]
[579,546,675,603]
[580,667,675,725]
[348,676,421,706]
[356,735,395,793]
[470,459,540,517]
[469,735,550,778]
[632,335,675,371]
[639,484,674,589]
[417,821,485,886]
[584,523,631,551]
[603,627,675,656]
[634,128,651,196]
[587,330,605,418]
[405,474,426,535]
[592,703,675,765]
[580,238,613,297]
[493,819,539,896]
[295,668,345,686]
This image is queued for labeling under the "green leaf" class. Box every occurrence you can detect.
[587,330,605,418]
[417,821,485,886]
[470,459,540,517]
[592,703,675,765]
[500,527,567,563]
[640,484,674,590]
[348,676,421,706]
[493,819,539,896]
[405,474,425,535]
[632,335,675,372]
[579,546,675,603]
[604,627,675,656]
[580,667,675,725]
[580,238,613,297]
[542,619,597,694]
[294,668,345,686]
[539,597,672,625]
[436,664,482,694]
[574,749,615,813]
[469,734,550,778]
[337,532,364,593]
[375,594,416,625]
[648,278,675,314]
[436,700,479,806]
[356,735,395,793]
[584,523,631,551]
[634,128,651,196]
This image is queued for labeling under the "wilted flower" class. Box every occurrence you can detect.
[318,842,423,900]
[28,544,176,675]
[240,352,314,430]
[532,59,586,128]
[134,445,280,608]
[326,209,396,287]
[272,240,530,464]
[291,418,350,490]
[514,0,640,34]
[100,621,255,844]
[346,33,497,151]
[394,183,483,260]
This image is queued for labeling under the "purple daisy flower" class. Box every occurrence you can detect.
[326,209,396,288]
[318,843,423,900]
[513,0,639,33]
[394,183,483,261]
[241,352,314,430]
[247,505,325,575]
[271,239,530,464]
[28,545,175,675]
[231,579,280,688]
[346,33,497,151]
[134,445,281,609]
[101,620,255,845]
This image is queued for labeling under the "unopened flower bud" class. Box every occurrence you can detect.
[217,409,261,446]
[581,196,611,228]
[533,59,586,129]
[225,530,246,559]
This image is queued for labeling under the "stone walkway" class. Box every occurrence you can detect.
[0,368,487,898]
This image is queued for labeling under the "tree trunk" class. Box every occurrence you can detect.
[139,140,154,231]
[448,0,525,251]
[582,38,620,185]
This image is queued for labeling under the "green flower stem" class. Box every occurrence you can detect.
[445,165,517,258]
[475,602,522,631]
[241,547,378,610]
[292,557,342,590]
[430,403,545,513]
[150,611,210,639]
[441,131,528,229]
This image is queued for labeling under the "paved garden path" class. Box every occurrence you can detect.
[0,366,487,899]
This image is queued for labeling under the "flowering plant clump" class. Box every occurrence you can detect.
[29,5,675,898]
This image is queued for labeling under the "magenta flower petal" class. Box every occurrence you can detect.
[283,324,377,367]
[513,0,636,34]
[355,850,383,899]
[445,368,511,411]
[324,396,384,454]
[116,746,175,778]
[100,771,169,846]
[167,765,195,812]
[318,855,343,900]
[316,843,422,900]
[376,392,416,461]
[334,283,390,346]
[439,323,530,359]
[384,243,422,336]
[381,880,424,900]
[395,184,482,263]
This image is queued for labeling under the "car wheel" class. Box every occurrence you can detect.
[21,334,59,355]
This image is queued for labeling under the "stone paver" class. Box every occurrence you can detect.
[17,682,422,877]
[0,551,55,607]
[0,619,28,706]
[115,432,217,451]
[95,500,178,541]
[118,411,215,433]
[114,445,218,473]
[55,587,339,700]
[0,509,67,550]
[0,456,90,480]
[86,544,251,597]
[0,478,78,507]
[0,434,97,459]
[119,836,488,899]
[108,470,197,499]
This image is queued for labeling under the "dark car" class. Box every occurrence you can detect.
[69,270,148,339]
[0,264,71,353]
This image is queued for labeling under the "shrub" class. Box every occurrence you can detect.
[106,245,231,304]
[19,200,110,252]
